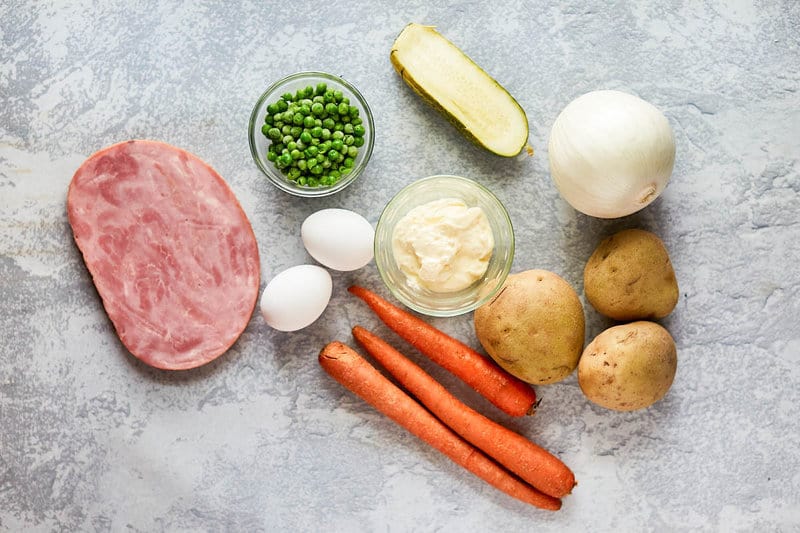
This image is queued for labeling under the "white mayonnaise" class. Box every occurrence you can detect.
[392,198,494,293]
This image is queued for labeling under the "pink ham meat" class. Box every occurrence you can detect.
[67,140,260,370]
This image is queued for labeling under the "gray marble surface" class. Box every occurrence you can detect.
[2,1,799,531]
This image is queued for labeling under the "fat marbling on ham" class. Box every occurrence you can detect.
[67,140,260,370]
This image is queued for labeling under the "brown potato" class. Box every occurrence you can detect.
[584,229,679,321]
[474,269,585,385]
[578,321,677,411]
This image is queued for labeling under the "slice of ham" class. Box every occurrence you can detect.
[67,140,260,370]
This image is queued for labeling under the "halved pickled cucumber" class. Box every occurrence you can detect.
[390,23,529,157]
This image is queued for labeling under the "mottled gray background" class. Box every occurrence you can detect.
[2,1,799,531]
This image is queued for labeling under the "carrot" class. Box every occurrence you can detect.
[319,341,561,511]
[348,285,538,417]
[352,326,577,498]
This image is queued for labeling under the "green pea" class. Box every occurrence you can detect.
[264,113,274,124]
[319,140,331,153]
[311,137,320,146]
[310,164,323,175]
[352,117,362,125]
[277,153,292,168]
[276,100,288,112]
[337,102,349,116]
[309,177,321,187]
[348,105,359,117]
[321,159,331,169]
[290,126,303,138]
[321,128,331,140]
[298,177,308,186]
[353,136,365,147]
[267,127,282,140]
[314,118,323,127]
[281,125,291,135]
[290,149,301,160]
[282,134,293,145]
[333,90,343,102]
[344,134,355,145]
[292,113,304,126]
[300,131,312,144]
[303,116,316,128]
[341,97,350,105]
[311,126,323,138]
[343,123,354,135]
[266,150,277,162]
[348,146,358,158]
[332,130,344,140]
[353,124,365,137]
[319,176,331,186]
[295,140,306,151]
[286,141,297,151]
[323,102,336,115]
[266,103,280,115]
[315,82,327,95]
[330,139,343,152]
[297,159,307,170]
[305,145,319,158]
[261,124,270,136]
[328,149,340,161]
[311,102,324,116]
[322,118,335,130]
[344,157,355,168]
[329,169,340,179]
[341,167,352,175]
[273,143,285,153]
[288,167,301,180]
[323,90,335,103]
[281,92,293,101]
[272,112,283,123]
[307,157,318,169]
[312,95,324,104]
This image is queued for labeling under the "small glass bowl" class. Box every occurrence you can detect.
[374,175,515,317]
[248,71,375,197]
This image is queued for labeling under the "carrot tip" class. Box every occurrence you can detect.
[527,397,543,416]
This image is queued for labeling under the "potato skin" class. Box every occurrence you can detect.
[474,270,585,385]
[584,229,678,321]
[578,321,677,411]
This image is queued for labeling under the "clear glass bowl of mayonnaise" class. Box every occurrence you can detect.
[374,175,515,317]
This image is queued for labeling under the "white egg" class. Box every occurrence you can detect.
[301,208,374,271]
[260,265,332,332]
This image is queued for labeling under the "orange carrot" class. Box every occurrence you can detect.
[348,285,537,417]
[319,341,561,511]
[352,326,576,498]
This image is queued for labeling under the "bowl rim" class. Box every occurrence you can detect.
[248,71,375,198]
[374,174,515,317]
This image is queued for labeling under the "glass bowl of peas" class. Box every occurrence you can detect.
[249,71,375,197]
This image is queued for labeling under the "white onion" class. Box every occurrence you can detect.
[547,90,676,219]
